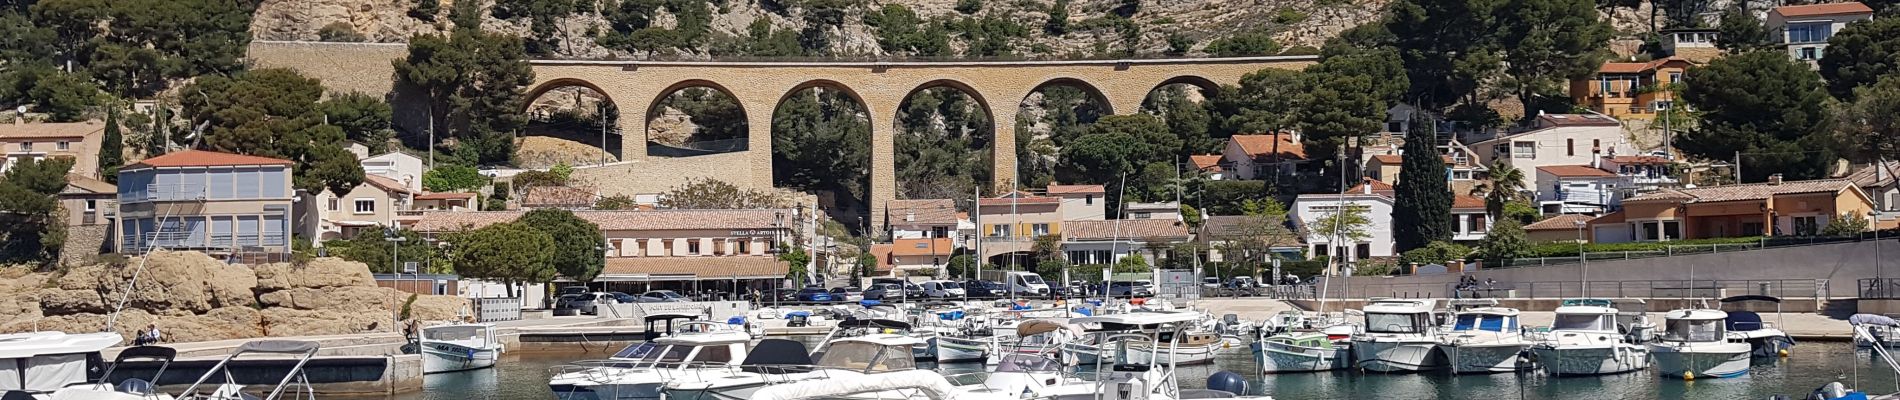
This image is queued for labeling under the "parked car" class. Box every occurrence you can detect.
[921,280,966,298]
[829,286,865,301]
[1099,282,1152,297]
[1202,277,1222,289]
[558,286,591,296]
[863,283,905,300]
[553,293,589,315]
[964,280,1008,298]
[901,282,926,298]
[637,290,689,302]
[572,292,634,315]
[795,287,835,302]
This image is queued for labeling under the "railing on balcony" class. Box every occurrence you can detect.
[123,231,288,253]
[124,184,207,202]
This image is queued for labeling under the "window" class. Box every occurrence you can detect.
[1788,23,1832,43]
[1355,243,1371,259]
[990,224,1012,237]
[1592,139,1601,151]
[353,198,374,214]
[931,227,949,238]
[1599,79,1613,96]
[1567,139,1576,156]
[736,240,750,255]
[1032,223,1050,236]
[1799,47,1820,60]
[327,197,339,212]
[1793,216,1820,236]
[687,240,701,255]
[1313,245,1329,257]
[1084,195,1094,205]
[1653,101,1673,111]
[1365,313,1428,334]
[1742,222,1765,236]
[83,199,96,212]
[1512,142,1536,159]
[19,142,31,152]
[1470,214,1487,233]
[1668,71,1682,83]
[1386,121,1403,132]
[1663,221,1682,240]
[55,141,69,150]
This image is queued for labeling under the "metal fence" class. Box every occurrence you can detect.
[474,297,522,322]
[1860,278,1900,299]
[1350,279,1829,300]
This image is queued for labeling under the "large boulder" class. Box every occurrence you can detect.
[408,295,470,322]
[56,251,258,314]
[258,286,399,313]
[254,258,375,291]
[260,308,391,336]
[37,289,108,315]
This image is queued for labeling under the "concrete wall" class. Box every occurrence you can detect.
[1315,240,1900,300]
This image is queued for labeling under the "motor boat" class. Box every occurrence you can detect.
[1718,295,1794,357]
[1851,314,1900,348]
[917,308,989,363]
[172,340,323,400]
[1046,311,1278,400]
[688,334,1012,400]
[815,317,937,361]
[1253,331,1349,373]
[48,345,178,400]
[1124,331,1224,366]
[0,331,123,400]
[1350,298,1447,372]
[987,319,1082,365]
[1531,299,1650,376]
[953,354,1095,398]
[1438,299,1530,374]
[1062,313,1223,366]
[417,323,502,374]
[1648,308,1751,379]
[547,321,756,400]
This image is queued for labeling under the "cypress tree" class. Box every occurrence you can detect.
[100,109,123,183]
[1391,115,1452,252]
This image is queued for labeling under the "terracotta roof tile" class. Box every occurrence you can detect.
[1347,178,1396,196]
[127,150,293,169]
[977,193,1060,207]
[0,121,103,139]
[1231,134,1306,160]
[362,175,415,195]
[1537,165,1617,178]
[1588,210,1627,225]
[1189,155,1223,172]
[602,256,787,279]
[1452,195,1487,210]
[1841,161,1898,188]
[1370,154,1403,164]
[887,199,959,225]
[890,237,955,257]
[1524,214,1595,231]
[1774,2,1873,17]
[1047,184,1105,195]
[415,192,478,201]
[1599,62,1650,74]
[1063,219,1189,240]
[411,209,791,232]
[1624,179,1856,203]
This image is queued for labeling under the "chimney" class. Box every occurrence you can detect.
[1361,180,1372,195]
[1768,174,1783,185]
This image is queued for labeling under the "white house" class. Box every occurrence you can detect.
[362,151,426,191]
[1534,165,1623,215]
[1767,2,1875,65]
[1450,195,1491,243]
[1124,201,1181,220]
[1048,184,1106,221]
[1061,219,1189,266]
[1222,133,1305,180]
[1473,114,1635,189]
[884,199,962,240]
[1291,187,1396,262]
[1601,155,1679,192]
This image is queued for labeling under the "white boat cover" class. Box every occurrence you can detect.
[1851,314,1900,327]
[750,370,964,400]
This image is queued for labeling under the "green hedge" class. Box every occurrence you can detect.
[1522,237,1765,258]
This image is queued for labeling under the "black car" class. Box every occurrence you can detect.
[964,280,1008,298]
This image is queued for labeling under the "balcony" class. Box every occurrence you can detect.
[123,184,207,203]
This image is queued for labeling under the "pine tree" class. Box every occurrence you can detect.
[1390,115,1452,252]
[99,109,123,183]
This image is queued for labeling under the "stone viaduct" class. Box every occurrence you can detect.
[529,57,1316,226]
[245,41,1316,227]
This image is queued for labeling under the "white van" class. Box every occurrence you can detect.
[921,280,966,298]
[1001,271,1051,297]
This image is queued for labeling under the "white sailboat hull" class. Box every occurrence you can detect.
[1252,341,1346,373]
[936,336,989,363]
[1126,342,1223,365]
[1443,342,1528,374]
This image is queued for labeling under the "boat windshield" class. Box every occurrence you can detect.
[1663,319,1724,342]
[1452,315,1516,332]
[817,342,914,373]
[423,325,486,343]
[1365,312,1429,334]
[1552,314,1615,332]
[610,343,697,367]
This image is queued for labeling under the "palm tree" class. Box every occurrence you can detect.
[1469,160,1527,220]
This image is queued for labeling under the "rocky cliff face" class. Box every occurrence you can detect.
[0,251,468,343]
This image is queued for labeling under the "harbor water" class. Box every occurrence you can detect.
[379,338,1900,400]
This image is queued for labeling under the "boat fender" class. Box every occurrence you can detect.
[1684,371,1696,381]
[1780,348,1790,357]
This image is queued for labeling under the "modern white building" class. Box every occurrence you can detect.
[361,151,425,191]
[1060,219,1190,266]
[1124,201,1181,220]
[1534,165,1623,215]
[1291,188,1396,262]
[1767,2,1875,65]
[1473,114,1635,189]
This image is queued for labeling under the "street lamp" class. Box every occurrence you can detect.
[1574,219,1588,297]
[383,227,407,328]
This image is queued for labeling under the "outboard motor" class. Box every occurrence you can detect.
[1206,371,1249,395]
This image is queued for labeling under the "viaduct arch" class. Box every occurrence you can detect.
[526,56,1317,227]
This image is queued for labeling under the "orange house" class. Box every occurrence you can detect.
[1589,177,1876,243]
[1569,57,1696,120]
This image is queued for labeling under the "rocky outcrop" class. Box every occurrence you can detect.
[0,251,470,343]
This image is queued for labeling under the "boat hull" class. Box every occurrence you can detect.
[549,382,666,400]
[936,336,989,363]
[1532,344,1649,376]
[422,342,499,374]
[1252,341,1346,373]
[1125,342,1223,365]
[1444,342,1528,374]
[1351,340,1445,372]
[1649,344,1750,379]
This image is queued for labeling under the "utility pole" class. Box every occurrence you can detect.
[1734,152,1742,184]
[599,103,608,166]
[428,103,436,169]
